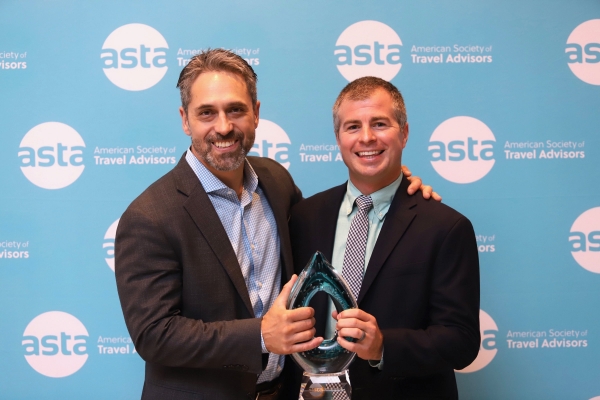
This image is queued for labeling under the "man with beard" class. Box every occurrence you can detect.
[115,49,435,400]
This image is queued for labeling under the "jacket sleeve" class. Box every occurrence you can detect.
[114,204,264,375]
[381,216,481,377]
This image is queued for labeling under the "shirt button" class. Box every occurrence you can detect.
[257,281,262,288]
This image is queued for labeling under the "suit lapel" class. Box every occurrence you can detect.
[357,178,417,304]
[173,156,255,316]
[318,184,347,264]
[312,184,347,335]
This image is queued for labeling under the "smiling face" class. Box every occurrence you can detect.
[335,88,409,195]
[180,70,260,175]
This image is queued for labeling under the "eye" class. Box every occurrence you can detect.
[197,109,214,118]
[228,103,249,115]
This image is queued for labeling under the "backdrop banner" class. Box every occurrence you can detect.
[1,1,599,399]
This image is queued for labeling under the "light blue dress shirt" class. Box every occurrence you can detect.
[186,150,283,383]
[326,173,403,368]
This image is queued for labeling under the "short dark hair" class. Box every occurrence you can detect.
[332,76,407,135]
[176,48,258,112]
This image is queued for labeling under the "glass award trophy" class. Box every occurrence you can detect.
[287,251,358,400]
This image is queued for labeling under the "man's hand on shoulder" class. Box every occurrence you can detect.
[402,165,442,201]
[261,275,323,355]
[334,309,383,361]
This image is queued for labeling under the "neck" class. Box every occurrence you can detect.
[350,171,401,196]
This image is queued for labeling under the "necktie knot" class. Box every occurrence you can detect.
[355,195,373,212]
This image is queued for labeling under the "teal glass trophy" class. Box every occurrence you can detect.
[287,251,357,400]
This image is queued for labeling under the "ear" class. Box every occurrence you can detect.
[253,100,261,128]
[401,123,409,148]
[180,106,191,136]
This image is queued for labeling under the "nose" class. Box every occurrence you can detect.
[214,111,233,135]
[358,126,376,144]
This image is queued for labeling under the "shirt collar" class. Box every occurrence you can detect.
[343,173,403,221]
[185,149,258,196]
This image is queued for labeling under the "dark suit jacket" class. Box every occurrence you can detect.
[288,178,480,399]
[115,154,302,400]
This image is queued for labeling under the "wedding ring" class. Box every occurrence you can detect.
[358,330,366,342]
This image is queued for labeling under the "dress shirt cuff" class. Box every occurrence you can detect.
[368,347,384,370]
[260,330,269,353]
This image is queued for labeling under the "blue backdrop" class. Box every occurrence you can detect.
[1,0,599,398]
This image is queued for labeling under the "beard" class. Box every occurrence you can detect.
[192,129,255,172]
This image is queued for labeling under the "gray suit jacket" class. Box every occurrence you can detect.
[115,154,302,400]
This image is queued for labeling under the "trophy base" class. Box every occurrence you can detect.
[299,370,351,400]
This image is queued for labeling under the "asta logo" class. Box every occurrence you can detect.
[101,23,168,91]
[103,219,119,272]
[428,116,495,184]
[335,20,402,82]
[457,309,498,373]
[569,207,600,274]
[565,19,600,86]
[22,311,89,378]
[248,119,291,169]
[18,122,85,189]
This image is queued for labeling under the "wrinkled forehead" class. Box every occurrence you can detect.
[189,71,252,103]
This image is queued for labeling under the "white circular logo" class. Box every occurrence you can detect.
[428,116,496,184]
[457,309,498,373]
[570,207,600,273]
[103,219,120,272]
[250,119,291,169]
[101,23,169,91]
[335,20,402,82]
[566,19,600,85]
[22,311,89,378]
[18,122,86,189]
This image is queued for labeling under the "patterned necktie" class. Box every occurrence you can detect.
[342,195,373,300]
